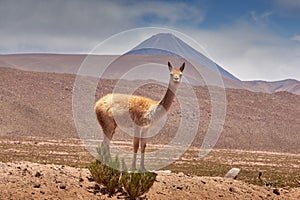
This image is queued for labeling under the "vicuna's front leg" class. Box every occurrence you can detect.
[132,126,141,170]
[140,128,148,170]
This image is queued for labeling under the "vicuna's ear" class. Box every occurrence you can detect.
[180,62,185,72]
[168,61,172,72]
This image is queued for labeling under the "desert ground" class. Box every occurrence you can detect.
[0,137,300,199]
[0,62,300,199]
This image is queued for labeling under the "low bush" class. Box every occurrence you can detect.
[88,145,157,199]
[122,170,157,200]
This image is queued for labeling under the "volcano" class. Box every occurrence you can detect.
[126,33,240,81]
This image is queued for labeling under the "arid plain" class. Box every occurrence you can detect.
[0,54,300,199]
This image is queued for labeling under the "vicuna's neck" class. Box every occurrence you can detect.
[159,84,176,111]
[155,82,178,119]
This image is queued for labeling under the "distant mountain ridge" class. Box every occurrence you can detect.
[0,53,299,95]
[243,79,300,95]
[0,33,299,95]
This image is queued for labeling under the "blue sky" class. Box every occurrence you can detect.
[201,0,299,37]
[0,0,299,81]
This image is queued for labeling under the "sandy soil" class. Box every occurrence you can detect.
[0,58,300,199]
[1,161,299,200]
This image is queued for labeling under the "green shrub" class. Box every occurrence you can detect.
[88,146,124,195]
[122,170,157,200]
[88,145,157,199]
[88,159,122,195]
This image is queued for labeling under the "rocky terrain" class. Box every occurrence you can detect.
[0,66,299,153]
[0,59,300,199]
[1,161,299,200]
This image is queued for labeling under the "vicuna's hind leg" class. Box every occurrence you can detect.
[140,128,148,170]
[98,119,116,163]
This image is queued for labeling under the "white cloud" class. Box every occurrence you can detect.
[292,35,300,42]
[274,0,300,10]
[272,0,300,17]
[183,21,300,81]
[0,0,299,81]
[250,10,273,25]
[0,0,205,53]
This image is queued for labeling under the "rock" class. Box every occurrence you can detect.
[22,168,31,176]
[79,177,84,183]
[35,171,42,178]
[86,186,94,193]
[176,186,183,190]
[94,184,100,190]
[33,183,41,188]
[273,188,280,195]
[59,184,66,189]
[224,168,240,179]
[229,187,237,193]
[55,179,62,183]
[87,176,95,182]
[178,172,185,177]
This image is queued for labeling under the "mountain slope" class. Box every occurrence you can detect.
[1,67,300,153]
[243,79,300,95]
[126,33,240,81]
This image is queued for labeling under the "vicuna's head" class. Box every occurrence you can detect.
[168,61,185,84]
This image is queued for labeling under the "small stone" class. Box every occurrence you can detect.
[87,176,95,182]
[79,177,84,183]
[86,186,95,193]
[273,188,280,195]
[229,187,237,193]
[59,184,66,189]
[22,168,29,176]
[178,172,184,177]
[33,183,41,188]
[55,179,62,184]
[176,186,183,190]
[94,184,100,190]
[224,168,240,179]
[35,171,42,178]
